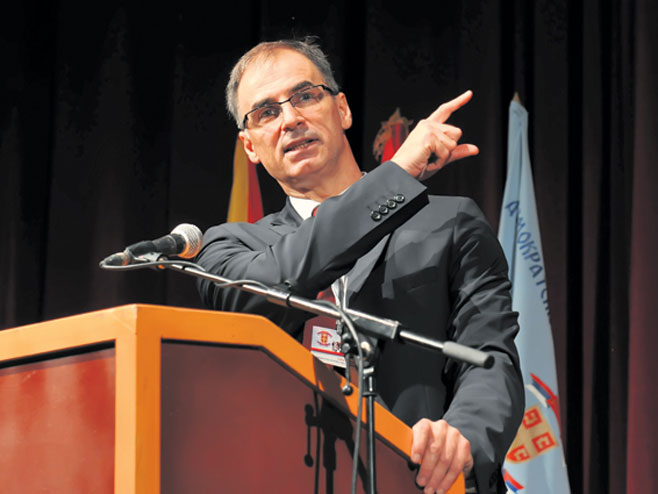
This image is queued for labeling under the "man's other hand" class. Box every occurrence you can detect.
[411,418,474,494]
[392,90,479,181]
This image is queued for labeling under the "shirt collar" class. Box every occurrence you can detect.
[288,171,367,221]
[289,196,320,220]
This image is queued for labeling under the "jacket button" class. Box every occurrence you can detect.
[370,211,382,221]
[378,205,389,214]
[386,199,397,208]
[393,194,405,203]
[489,469,499,486]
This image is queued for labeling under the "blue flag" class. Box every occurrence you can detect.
[498,99,571,493]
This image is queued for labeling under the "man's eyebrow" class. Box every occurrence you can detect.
[249,81,315,111]
[289,81,314,93]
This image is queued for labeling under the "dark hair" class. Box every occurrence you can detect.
[226,37,339,129]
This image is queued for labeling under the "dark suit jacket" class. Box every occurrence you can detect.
[196,161,524,493]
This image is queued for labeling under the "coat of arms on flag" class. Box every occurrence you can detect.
[506,405,558,463]
[372,108,413,163]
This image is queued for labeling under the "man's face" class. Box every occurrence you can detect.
[236,49,353,197]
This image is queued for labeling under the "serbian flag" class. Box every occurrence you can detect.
[227,137,263,223]
[498,96,571,493]
[372,108,412,163]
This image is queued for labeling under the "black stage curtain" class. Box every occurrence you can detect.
[2,1,656,492]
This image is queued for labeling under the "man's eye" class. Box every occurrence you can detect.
[295,91,318,104]
[257,106,279,121]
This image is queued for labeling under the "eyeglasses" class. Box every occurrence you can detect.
[241,84,337,130]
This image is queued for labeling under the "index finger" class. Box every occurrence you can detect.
[428,90,473,123]
[410,419,432,464]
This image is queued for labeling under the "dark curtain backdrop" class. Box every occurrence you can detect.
[2,1,656,492]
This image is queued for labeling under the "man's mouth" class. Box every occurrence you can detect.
[284,139,318,154]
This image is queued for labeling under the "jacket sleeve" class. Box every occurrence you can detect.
[195,161,428,335]
[441,198,524,494]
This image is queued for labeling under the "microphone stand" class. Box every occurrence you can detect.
[100,255,494,494]
[364,365,377,494]
[102,255,494,369]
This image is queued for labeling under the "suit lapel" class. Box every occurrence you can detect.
[266,199,302,234]
[267,199,391,307]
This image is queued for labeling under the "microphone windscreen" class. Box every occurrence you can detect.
[171,223,203,258]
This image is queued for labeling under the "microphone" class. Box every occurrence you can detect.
[101,223,203,266]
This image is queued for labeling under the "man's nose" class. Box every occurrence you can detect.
[280,101,304,130]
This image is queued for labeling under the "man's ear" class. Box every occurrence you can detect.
[239,130,260,163]
[336,93,353,130]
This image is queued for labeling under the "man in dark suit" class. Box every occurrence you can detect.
[196,39,524,494]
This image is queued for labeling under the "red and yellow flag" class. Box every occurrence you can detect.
[227,138,264,223]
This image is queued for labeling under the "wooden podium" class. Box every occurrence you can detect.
[0,305,464,493]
